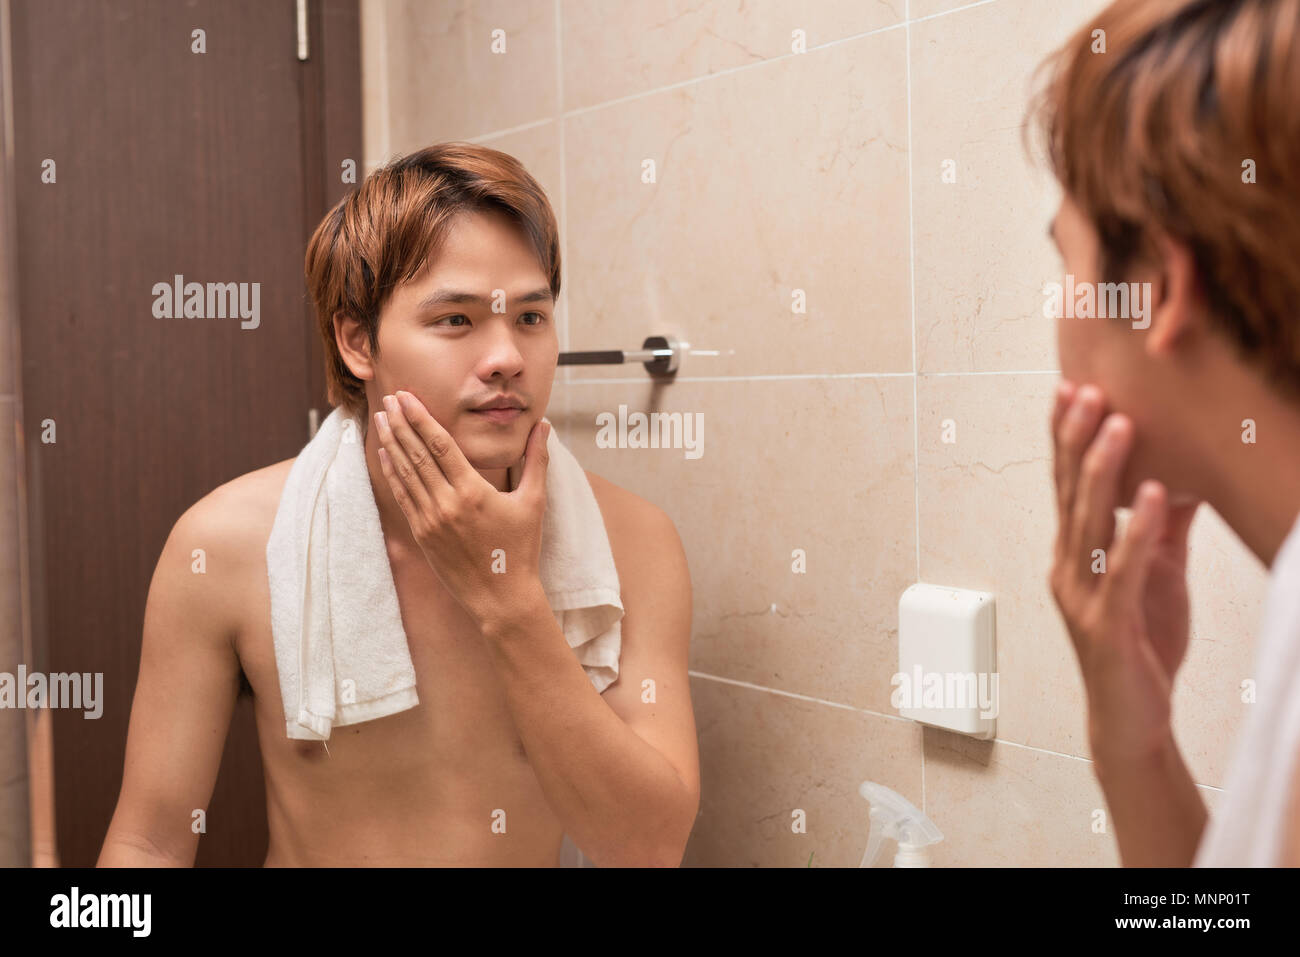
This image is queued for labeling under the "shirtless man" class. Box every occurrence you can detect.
[97,143,700,867]
[1037,0,1300,865]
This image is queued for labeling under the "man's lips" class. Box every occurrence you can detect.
[471,395,526,411]
[470,407,524,423]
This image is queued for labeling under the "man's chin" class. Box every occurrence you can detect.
[459,441,524,472]
[1119,464,1198,511]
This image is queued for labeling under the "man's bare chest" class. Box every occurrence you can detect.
[235,545,529,770]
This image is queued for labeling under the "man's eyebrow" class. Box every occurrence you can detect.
[415,287,554,309]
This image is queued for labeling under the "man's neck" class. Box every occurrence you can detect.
[1191,376,1300,569]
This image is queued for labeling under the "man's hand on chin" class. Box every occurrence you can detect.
[372,388,550,631]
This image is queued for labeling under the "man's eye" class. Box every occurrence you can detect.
[520,312,546,325]
[435,315,469,327]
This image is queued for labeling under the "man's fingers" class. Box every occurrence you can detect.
[374,411,433,515]
[1105,480,1169,608]
[394,391,477,491]
[376,445,423,524]
[1050,379,1077,440]
[513,418,550,502]
[1050,382,1075,546]
[1069,414,1132,586]
[1161,499,1200,552]
[382,393,451,500]
[1052,383,1106,563]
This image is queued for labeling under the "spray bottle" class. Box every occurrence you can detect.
[858,781,943,867]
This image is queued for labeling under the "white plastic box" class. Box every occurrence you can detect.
[896,583,997,739]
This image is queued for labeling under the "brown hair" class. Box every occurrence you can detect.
[1027,0,1300,395]
[304,142,562,422]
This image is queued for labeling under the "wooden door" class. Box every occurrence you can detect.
[9,0,360,865]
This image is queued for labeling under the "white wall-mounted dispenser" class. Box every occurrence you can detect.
[896,583,997,739]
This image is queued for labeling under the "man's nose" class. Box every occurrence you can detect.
[477,325,526,379]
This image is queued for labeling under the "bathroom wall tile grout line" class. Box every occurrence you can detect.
[557,370,1061,386]
[688,667,1090,761]
[905,0,920,604]
[554,0,569,381]
[378,1,391,164]
[470,116,555,147]
[910,0,1000,26]
[923,370,1060,377]
[689,668,911,720]
[904,0,925,815]
[688,668,1226,791]
[469,0,1004,144]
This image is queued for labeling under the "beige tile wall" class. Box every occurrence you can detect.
[360,0,1265,866]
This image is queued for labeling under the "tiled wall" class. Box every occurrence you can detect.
[370,0,1261,865]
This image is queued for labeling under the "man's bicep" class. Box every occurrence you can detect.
[599,505,699,803]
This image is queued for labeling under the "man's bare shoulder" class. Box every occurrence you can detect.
[215,456,297,510]
[176,457,297,563]
[582,470,689,590]
[583,470,673,537]
[150,458,297,653]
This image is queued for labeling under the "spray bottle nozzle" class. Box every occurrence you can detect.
[859,781,943,867]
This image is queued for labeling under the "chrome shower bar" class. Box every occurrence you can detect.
[558,334,683,377]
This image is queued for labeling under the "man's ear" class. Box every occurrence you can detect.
[333,311,374,382]
[1145,232,1203,358]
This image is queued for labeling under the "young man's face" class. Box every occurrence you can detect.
[1050,193,1200,506]
[367,208,558,472]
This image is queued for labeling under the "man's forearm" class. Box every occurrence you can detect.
[479,582,694,867]
[1092,730,1208,867]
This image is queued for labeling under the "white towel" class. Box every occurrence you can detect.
[1193,510,1300,866]
[266,404,624,740]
